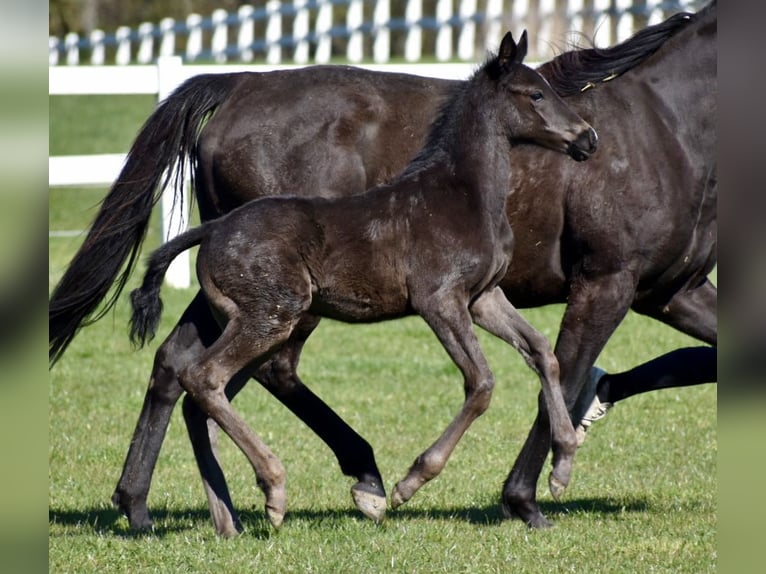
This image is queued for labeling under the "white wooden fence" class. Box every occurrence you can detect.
[49,0,699,66]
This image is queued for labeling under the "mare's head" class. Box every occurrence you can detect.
[483,31,598,161]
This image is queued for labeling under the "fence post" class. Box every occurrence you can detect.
[435,0,453,61]
[116,26,132,65]
[157,56,191,288]
[293,0,310,64]
[212,8,229,63]
[347,0,364,62]
[65,32,80,65]
[457,0,477,61]
[266,0,283,64]
[138,22,155,64]
[373,0,391,63]
[238,5,255,62]
[186,14,203,61]
[160,18,176,57]
[89,30,105,64]
[404,0,422,62]
[315,1,333,63]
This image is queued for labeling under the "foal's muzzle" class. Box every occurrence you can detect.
[567,127,598,162]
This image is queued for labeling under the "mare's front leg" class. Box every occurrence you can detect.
[112,291,218,531]
[391,293,495,508]
[469,288,576,500]
[502,271,637,528]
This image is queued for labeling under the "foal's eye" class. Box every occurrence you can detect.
[530,91,544,102]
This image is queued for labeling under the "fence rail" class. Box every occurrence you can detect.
[49,0,698,66]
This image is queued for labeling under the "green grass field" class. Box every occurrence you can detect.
[49,95,716,572]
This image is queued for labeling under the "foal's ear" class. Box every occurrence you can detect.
[498,30,528,67]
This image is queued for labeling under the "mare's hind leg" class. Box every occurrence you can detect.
[391,293,495,508]
[634,277,716,345]
[182,370,249,537]
[112,291,218,531]
[469,288,576,500]
[574,278,717,441]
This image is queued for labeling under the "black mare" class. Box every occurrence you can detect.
[49,1,717,533]
[128,31,596,534]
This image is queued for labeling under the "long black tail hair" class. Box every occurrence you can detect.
[49,73,242,366]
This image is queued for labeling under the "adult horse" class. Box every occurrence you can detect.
[49,1,717,533]
[128,31,595,532]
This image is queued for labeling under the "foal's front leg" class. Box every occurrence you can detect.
[391,293,496,508]
[469,287,576,500]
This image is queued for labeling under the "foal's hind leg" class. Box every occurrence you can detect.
[185,314,387,527]
[469,288,576,500]
[391,293,496,508]
[180,316,296,532]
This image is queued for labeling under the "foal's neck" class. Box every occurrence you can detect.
[447,89,513,216]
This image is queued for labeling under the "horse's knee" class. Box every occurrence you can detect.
[468,375,495,416]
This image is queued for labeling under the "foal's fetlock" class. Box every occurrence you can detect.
[391,475,424,509]
[548,444,575,500]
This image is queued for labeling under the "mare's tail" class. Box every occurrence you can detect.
[49,72,244,366]
[129,224,209,348]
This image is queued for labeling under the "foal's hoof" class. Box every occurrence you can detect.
[351,483,387,523]
[548,472,568,501]
[266,505,285,530]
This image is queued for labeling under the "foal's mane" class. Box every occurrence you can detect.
[539,10,695,96]
[399,55,508,179]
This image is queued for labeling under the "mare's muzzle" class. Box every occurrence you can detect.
[568,127,598,162]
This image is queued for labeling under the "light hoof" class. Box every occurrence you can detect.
[548,472,568,501]
[351,485,387,523]
[266,506,285,530]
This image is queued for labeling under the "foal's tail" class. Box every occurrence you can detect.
[49,72,244,366]
[129,224,209,348]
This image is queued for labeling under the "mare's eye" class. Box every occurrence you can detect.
[530,91,544,102]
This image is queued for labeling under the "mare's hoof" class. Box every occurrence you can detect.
[111,491,153,531]
[351,483,387,523]
[501,500,553,529]
[548,472,568,501]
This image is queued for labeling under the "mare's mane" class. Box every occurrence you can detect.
[539,10,695,96]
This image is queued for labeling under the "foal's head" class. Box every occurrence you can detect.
[483,31,598,161]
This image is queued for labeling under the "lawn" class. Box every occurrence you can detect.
[49,95,716,572]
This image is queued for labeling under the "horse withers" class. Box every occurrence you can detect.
[128,31,596,534]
